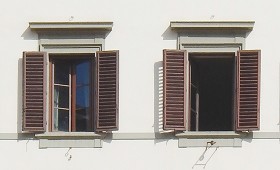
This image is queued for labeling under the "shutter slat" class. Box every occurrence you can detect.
[96,50,119,131]
[163,49,187,130]
[236,50,261,131]
[23,52,46,132]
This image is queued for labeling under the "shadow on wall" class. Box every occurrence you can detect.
[21,27,38,40]
[154,61,163,133]
[279,63,280,133]
[161,26,177,41]
[17,58,23,133]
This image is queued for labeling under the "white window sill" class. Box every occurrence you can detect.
[176,131,246,138]
[176,131,245,147]
[35,132,105,149]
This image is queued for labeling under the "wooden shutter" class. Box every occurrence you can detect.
[22,52,46,132]
[163,49,187,130]
[96,50,119,131]
[236,50,261,131]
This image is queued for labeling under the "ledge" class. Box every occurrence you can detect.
[35,132,104,140]
[170,21,254,32]
[178,138,242,147]
[176,131,247,139]
[35,132,104,148]
[29,22,113,31]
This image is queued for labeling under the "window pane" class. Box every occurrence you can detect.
[75,60,91,131]
[54,85,69,108]
[53,108,69,132]
[54,62,69,85]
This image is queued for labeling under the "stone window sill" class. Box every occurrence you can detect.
[35,132,105,149]
[176,131,246,147]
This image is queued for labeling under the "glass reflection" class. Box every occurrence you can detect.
[76,60,91,131]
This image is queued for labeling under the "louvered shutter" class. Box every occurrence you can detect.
[236,50,261,131]
[23,52,47,132]
[96,51,119,131]
[163,49,187,130]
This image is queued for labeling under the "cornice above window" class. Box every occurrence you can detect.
[170,21,254,34]
[29,22,113,32]
[170,21,255,51]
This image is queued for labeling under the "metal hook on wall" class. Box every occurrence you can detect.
[192,140,218,169]
[65,147,72,161]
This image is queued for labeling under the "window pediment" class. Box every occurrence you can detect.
[170,21,255,51]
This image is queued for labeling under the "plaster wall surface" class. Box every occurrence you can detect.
[0,0,280,169]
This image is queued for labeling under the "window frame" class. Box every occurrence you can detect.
[165,21,259,147]
[23,22,118,148]
[49,54,95,132]
[188,52,236,132]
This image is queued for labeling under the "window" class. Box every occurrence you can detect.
[163,21,260,133]
[163,50,260,132]
[189,53,235,131]
[22,51,119,133]
[22,22,119,135]
[50,55,93,132]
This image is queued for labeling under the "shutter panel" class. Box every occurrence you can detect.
[163,49,187,130]
[96,50,119,131]
[22,52,47,132]
[236,50,261,131]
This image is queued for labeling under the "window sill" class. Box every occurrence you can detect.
[176,131,246,138]
[35,132,105,149]
[176,131,246,147]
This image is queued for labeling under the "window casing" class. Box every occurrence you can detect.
[50,55,94,132]
[163,21,260,133]
[22,22,119,134]
[189,53,235,131]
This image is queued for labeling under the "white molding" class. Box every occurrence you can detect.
[39,139,102,148]
[170,21,254,50]
[1,132,280,140]
[35,132,104,139]
[179,138,242,147]
[29,22,113,31]
[170,21,254,32]
[176,131,245,139]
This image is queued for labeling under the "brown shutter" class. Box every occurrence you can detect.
[23,52,47,132]
[96,50,119,131]
[163,49,187,130]
[236,50,261,131]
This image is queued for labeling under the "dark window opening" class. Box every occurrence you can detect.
[50,54,94,132]
[189,54,234,131]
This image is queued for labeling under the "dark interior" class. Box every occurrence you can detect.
[190,56,234,131]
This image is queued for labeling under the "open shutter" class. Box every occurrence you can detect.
[22,52,46,132]
[163,49,187,130]
[236,50,261,131]
[96,50,119,131]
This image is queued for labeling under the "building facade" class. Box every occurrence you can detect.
[0,0,280,169]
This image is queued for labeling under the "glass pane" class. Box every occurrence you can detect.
[54,62,69,85]
[54,85,69,108]
[75,60,91,131]
[76,60,90,85]
[53,108,69,132]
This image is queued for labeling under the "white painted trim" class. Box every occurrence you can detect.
[176,131,245,138]
[35,132,104,139]
[179,138,242,147]
[0,132,279,140]
[170,21,254,32]
[29,22,113,31]
[39,139,102,148]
